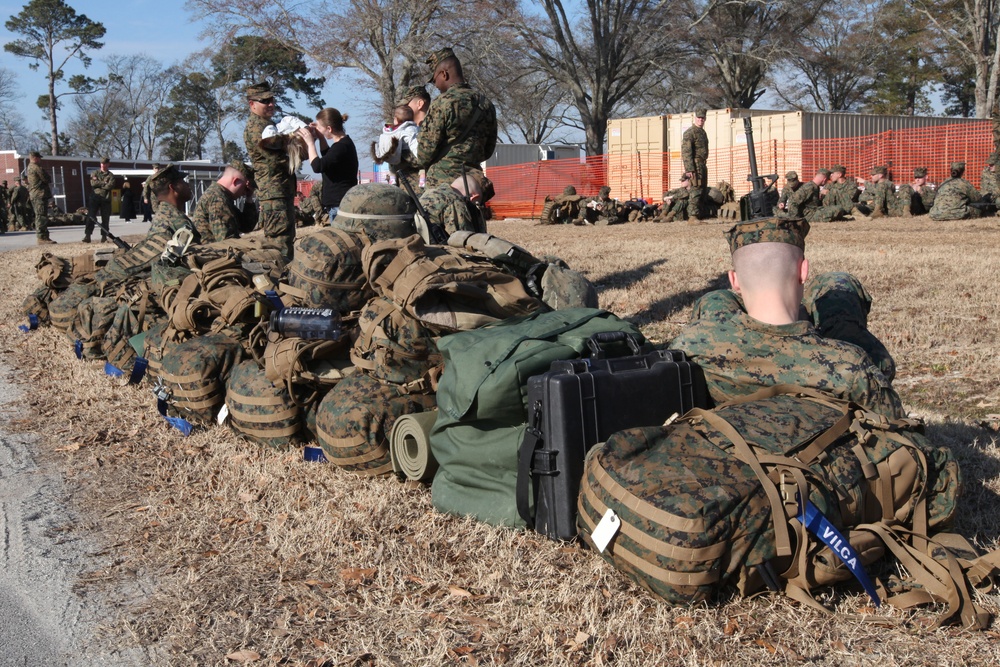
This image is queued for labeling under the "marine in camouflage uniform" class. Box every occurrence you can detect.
[540,186,584,225]
[856,166,903,218]
[86,156,115,242]
[929,161,983,220]
[782,170,848,222]
[655,175,692,223]
[776,171,801,213]
[297,180,325,226]
[821,164,858,213]
[419,183,486,235]
[682,110,709,220]
[582,186,625,225]
[9,179,30,230]
[0,180,7,234]
[192,161,258,243]
[670,217,902,419]
[981,153,1000,201]
[895,167,936,216]
[244,80,296,259]
[142,163,160,220]
[26,151,55,244]
[399,48,497,189]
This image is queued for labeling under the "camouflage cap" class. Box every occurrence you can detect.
[816,168,831,177]
[29,150,42,159]
[680,173,691,182]
[395,85,429,106]
[330,183,416,241]
[149,164,188,190]
[830,164,846,175]
[426,47,456,82]
[913,167,928,178]
[988,152,999,166]
[229,160,255,186]
[563,185,577,196]
[785,170,799,181]
[598,185,611,197]
[246,80,273,101]
[871,165,888,176]
[951,161,966,172]
[101,155,111,164]
[695,109,707,119]
[725,217,809,254]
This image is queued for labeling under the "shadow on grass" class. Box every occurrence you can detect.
[628,272,731,328]
[592,259,670,292]
[925,421,1000,545]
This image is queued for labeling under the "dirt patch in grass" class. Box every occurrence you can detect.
[1,220,999,665]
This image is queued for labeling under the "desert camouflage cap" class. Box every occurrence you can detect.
[426,47,456,82]
[149,164,188,190]
[785,170,799,181]
[951,161,966,172]
[695,109,707,119]
[395,85,429,106]
[871,165,888,176]
[988,153,999,166]
[330,183,417,241]
[725,217,809,254]
[563,185,577,196]
[246,80,273,101]
[830,164,846,175]
[913,167,928,178]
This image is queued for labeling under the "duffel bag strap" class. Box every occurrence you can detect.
[515,399,546,528]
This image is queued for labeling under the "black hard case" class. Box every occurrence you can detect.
[518,341,708,540]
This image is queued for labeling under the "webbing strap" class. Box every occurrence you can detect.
[590,456,706,533]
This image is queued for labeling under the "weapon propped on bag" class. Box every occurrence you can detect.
[85,212,132,250]
[397,171,449,245]
[739,117,779,221]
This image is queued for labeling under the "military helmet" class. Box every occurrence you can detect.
[330,183,417,241]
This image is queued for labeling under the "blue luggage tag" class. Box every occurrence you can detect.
[265,289,284,311]
[153,381,193,436]
[129,357,148,385]
[18,314,39,332]
[74,339,83,359]
[303,445,328,462]
[800,499,881,606]
[104,362,125,378]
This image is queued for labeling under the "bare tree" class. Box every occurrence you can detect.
[771,1,884,112]
[512,0,684,156]
[907,0,1000,117]
[686,0,822,109]
[0,67,31,153]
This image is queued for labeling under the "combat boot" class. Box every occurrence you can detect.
[662,211,676,223]
[37,237,56,245]
[100,234,107,242]
[900,203,911,218]
[870,208,885,219]
[850,206,870,220]
[82,234,91,243]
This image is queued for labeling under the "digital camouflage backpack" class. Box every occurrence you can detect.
[225,359,302,449]
[156,333,244,425]
[349,297,443,394]
[578,385,1000,629]
[284,227,374,313]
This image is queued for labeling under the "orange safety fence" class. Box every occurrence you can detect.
[486,121,994,220]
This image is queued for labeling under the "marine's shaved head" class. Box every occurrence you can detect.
[730,242,808,325]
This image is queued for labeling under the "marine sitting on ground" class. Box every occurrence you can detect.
[670,216,903,419]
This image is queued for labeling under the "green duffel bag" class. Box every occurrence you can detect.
[430,307,644,527]
[575,385,994,629]
[157,333,244,424]
[315,373,436,476]
[225,359,302,450]
[72,295,119,359]
[49,281,99,333]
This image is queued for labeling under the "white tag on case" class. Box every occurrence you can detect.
[216,403,230,425]
[591,508,621,553]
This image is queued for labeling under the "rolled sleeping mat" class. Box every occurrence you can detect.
[390,410,439,482]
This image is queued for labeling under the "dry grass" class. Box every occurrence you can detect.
[2,217,1000,666]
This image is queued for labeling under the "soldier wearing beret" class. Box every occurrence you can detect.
[192,161,258,243]
[930,162,984,220]
[670,217,902,419]
[244,79,296,259]
[399,48,498,190]
[782,169,848,222]
[85,155,115,243]
[26,150,55,244]
[682,110,709,220]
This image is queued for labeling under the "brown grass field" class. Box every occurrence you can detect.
[2,216,1000,666]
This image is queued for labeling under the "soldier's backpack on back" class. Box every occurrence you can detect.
[430,308,645,527]
[577,385,1000,629]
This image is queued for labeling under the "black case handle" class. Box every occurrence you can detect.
[586,331,641,358]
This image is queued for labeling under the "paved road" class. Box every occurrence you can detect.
[0,219,151,253]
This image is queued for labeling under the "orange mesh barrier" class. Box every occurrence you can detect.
[486,121,993,219]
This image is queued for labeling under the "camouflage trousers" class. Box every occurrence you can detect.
[315,373,437,476]
[690,271,895,381]
[30,195,50,239]
[804,205,848,223]
[259,197,296,259]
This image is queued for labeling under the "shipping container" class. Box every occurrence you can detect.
[485,143,582,169]
[606,115,668,201]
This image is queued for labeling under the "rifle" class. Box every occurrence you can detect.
[738,117,779,221]
[87,213,132,250]
[397,171,449,244]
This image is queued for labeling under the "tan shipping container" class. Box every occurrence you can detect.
[606,115,668,201]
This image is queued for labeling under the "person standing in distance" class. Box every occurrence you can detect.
[85,155,115,243]
[682,110,709,221]
[244,80,296,259]
[26,151,55,245]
